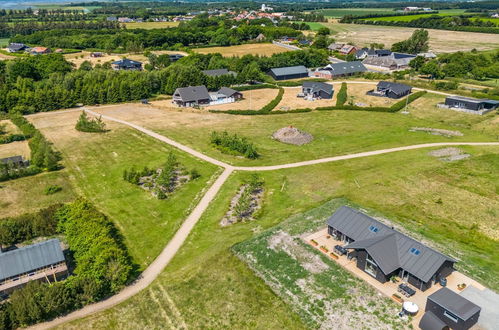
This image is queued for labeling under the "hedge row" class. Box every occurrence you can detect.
[317,91,426,113]
[0,134,27,145]
[336,82,348,106]
[212,87,285,115]
[276,78,329,87]
[233,84,279,91]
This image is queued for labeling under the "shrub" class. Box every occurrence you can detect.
[44,185,62,195]
[210,131,259,159]
[75,112,107,133]
[336,82,348,106]
[189,169,200,180]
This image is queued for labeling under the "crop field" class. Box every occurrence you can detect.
[193,43,292,57]
[62,142,499,328]
[124,21,180,29]
[28,110,219,267]
[90,94,498,167]
[320,8,396,18]
[365,9,467,22]
[324,23,499,52]
[0,170,76,218]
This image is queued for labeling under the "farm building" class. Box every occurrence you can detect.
[0,239,68,296]
[209,87,243,105]
[1,155,29,168]
[338,45,357,55]
[7,43,29,53]
[362,52,416,70]
[30,47,51,55]
[367,81,412,99]
[202,68,237,77]
[420,288,481,330]
[327,206,456,292]
[313,61,367,79]
[443,96,499,114]
[301,81,333,99]
[111,59,143,71]
[173,85,211,107]
[268,65,309,80]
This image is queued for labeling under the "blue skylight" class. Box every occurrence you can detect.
[410,248,421,256]
[369,225,379,233]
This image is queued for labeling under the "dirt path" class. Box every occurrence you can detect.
[29,108,499,330]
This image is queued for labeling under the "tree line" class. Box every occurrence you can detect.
[0,21,120,38]
[0,200,135,329]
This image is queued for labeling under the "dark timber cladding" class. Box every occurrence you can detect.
[327,206,456,291]
[268,65,308,80]
[445,95,499,111]
[421,288,481,330]
[302,81,333,99]
[375,81,412,99]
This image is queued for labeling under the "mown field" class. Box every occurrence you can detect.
[61,142,499,328]
[192,43,292,57]
[90,93,499,166]
[365,9,467,22]
[28,110,220,268]
[320,8,396,18]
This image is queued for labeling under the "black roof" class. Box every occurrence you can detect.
[0,239,65,282]
[419,311,447,330]
[428,288,481,320]
[377,81,412,95]
[302,81,333,95]
[174,85,210,102]
[202,68,237,77]
[269,65,308,77]
[1,155,24,164]
[217,87,240,97]
[446,95,499,105]
[323,61,367,76]
[328,206,456,282]
[8,43,28,51]
[112,59,142,67]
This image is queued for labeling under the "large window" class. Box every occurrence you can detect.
[365,253,378,277]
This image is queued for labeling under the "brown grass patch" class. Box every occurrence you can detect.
[207,88,279,111]
[0,119,21,134]
[193,43,291,57]
[0,141,30,159]
[346,83,399,107]
[276,87,336,110]
[64,51,187,68]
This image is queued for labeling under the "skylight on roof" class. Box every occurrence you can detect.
[369,225,379,233]
[410,247,421,256]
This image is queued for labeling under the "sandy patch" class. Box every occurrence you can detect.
[272,126,313,145]
[0,120,21,135]
[0,140,30,159]
[207,88,279,111]
[410,127,463,137]
[0,52,16,60]
[276,87,336,110]
[428,147,470,162]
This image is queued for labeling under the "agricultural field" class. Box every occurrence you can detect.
[365,9,467,22]
[124,21,180,29]
[320,8,397,18]
[28,110,219,267]
[64,50,187,68]
[193,43,292,57]
[89,92,498,166]
[324,23,499,52]
[62,142,499,328]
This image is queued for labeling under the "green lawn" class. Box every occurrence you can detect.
[320,8,396,18]
[149,95,498,166]
[30,121,220,268]
[62,144,499,328]
[0,38,9,47]
[365,9,467,22]
[299,21,326,31]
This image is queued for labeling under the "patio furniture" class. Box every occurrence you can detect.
[334,245,347,256]
[402,301,419,316]
[398,283,416,297]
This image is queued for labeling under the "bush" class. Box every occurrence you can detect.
[211,131,259,159]
[44,185,62,195]
[435,81,459,90]
[336,82,348,106]
[75,112,107,133]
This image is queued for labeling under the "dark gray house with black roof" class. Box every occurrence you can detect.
[420,288,481,330]
[268,65,309,80]
[0,239,68,296]
[202,68,237,77]
[444,95,499,113]
[302,81,333,99]
[369,81,412,99]
[327,206,456,291]
[111,59,143,71]
[7,43,29,53]
[172,85,211,107]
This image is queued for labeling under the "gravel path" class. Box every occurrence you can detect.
[29,108,499,329]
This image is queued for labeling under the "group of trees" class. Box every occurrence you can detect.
[391,29,429,54]
[75,112,107,132]
[0,200,135,329]
[0,21,119,38]
[410,50,499,80]
[210,131,259,159]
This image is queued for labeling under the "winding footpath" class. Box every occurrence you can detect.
[30,108,499,329]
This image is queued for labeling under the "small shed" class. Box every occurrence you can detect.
[420,288,481,330]
[268,65,309,81]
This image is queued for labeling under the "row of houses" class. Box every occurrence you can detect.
[7,43,54,55]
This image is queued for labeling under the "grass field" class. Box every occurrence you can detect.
[0,170,76,218]
[324,23,499,52]
[193,43,292,57]
[28,110,219,268]
[365,9,467,22]
[124,21,180,29]
[62,142,498,328]
[297,22,326,31]
[320,8,396,18]
[0,140,30,159]
[0,38,9,47]
[90,94,498,167]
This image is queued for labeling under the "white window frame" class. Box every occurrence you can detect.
[444,310,459,323]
